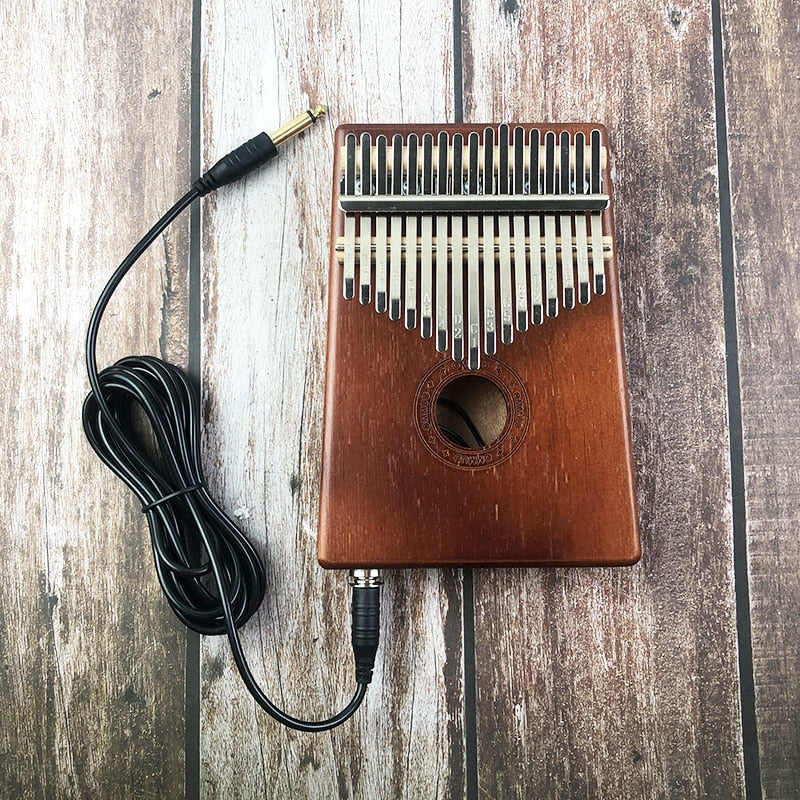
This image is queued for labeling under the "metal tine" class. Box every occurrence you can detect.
[404,134,418,329]
[343,133,356,299]
[512,126,528,331]
[497,124,513,345]
[529,128,543,324]
[451,133,465,363]
[467,132,481,369]
[573,131,590,304]
[420,133,434,338]
[559,130,575,310]
[389,133,403,321]
[436,131,449,352]
[543,131,558,318]
[375,135,388,313]
[590,129,606,295]
[358,132,372,304]
[482,126,497,356]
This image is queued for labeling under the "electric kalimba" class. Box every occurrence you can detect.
[318,123,640,568]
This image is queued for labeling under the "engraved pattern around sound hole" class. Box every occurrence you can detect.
[414,357,530,470]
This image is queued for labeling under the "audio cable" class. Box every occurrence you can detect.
[82,104,382,732]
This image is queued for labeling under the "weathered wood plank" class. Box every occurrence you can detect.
[461,1,744,797]
[0,1,192,798]
[720,0,800,795]
[199,1,464,797]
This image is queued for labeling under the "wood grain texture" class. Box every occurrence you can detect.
[721,0,800,796]
[461,1,745,797]
[199,1,465,797]
[0,1,191,798]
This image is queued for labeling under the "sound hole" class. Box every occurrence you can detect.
[435,376,509,449]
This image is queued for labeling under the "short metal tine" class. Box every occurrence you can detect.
[389,133,403,320]
[343,133,356,299]
[590,129,606,295]
[451,133,465,363]
[543,130,558,318]
[512,126,528,331]
[404,134,418,329]
[482,126,497,356]
[436,131,449,352]
[529,128,543,325]
[496,124,513,345]
[420,133,434,338]
[467,132,481,369]
[358,132,372,304]
[559,130,575,310]
[374,135,388,313]
[574,131,590,304]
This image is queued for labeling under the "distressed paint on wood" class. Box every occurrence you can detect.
[199,1,464,797]
[0,1,192,798]
[721,0,800,796]
[3,0,799,796]
[461,1,745,797]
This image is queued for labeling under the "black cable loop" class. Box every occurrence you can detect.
[83,185,368,732]
[141,485,204,512]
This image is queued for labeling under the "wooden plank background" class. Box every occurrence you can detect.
[0,1,192,798]
[1,0,797,798]
[721,1,800,797]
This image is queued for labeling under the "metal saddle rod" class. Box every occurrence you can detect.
[339,193,609,214]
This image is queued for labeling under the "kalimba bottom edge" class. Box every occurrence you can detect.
[317,292,640,570]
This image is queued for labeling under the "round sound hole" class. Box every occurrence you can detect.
[414,358,530,470]
[435,375,508,449]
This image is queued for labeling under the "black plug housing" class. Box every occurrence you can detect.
[351,582,381,684]
[194,133,278,196]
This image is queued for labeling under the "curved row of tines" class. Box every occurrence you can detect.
[337,127,610,369]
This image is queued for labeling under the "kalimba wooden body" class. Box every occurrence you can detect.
[318,123,640,568]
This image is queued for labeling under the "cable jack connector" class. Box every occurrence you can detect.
[193,103,327,196]
[349,569,382,685]
[349,568,383,588]
[270,103,328,146]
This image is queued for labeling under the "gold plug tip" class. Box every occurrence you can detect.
[270,103,329,147]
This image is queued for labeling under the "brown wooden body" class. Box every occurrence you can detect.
[319,123,640,568]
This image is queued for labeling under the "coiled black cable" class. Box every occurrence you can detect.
[83,111,377,732]
[82,354,266,637]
